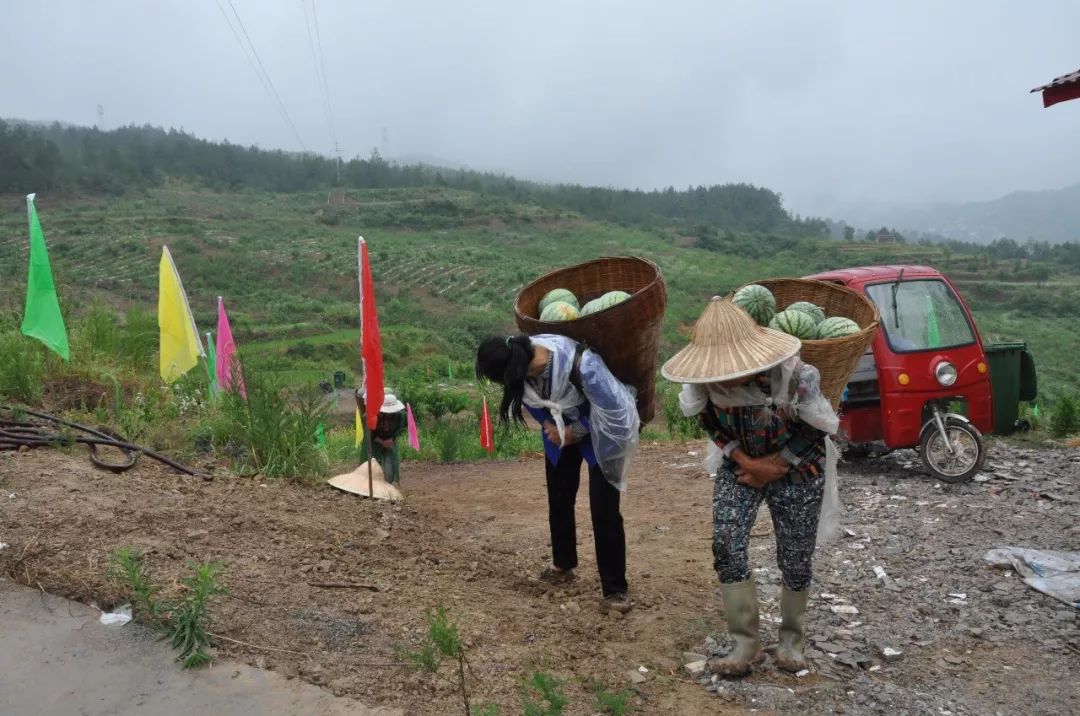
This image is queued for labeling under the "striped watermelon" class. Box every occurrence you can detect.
[733,284,776,326]
[769,309,817,339]
[538,288,579,314]
[580,290,630,316]
[816,316,860,339]
[540,301,580,322]
[787,301,826,325]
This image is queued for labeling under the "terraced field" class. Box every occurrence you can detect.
[2,185,1077,401]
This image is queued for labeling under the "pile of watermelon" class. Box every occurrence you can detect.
[732,284,860,340]
[537,288,630,322]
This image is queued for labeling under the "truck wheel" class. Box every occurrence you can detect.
[919,416,985,483]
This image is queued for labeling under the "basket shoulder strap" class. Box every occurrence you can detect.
[570,341,587,395]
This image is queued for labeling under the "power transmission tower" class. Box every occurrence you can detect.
[97,104,105,129]
[381,127,389,157]
[335,141,342,184]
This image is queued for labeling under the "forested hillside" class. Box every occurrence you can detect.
[0,120,822,235]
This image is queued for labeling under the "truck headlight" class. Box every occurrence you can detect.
[935,361,957,387]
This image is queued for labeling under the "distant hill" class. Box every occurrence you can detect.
[0,118,825,238]
[828,183,1080,244]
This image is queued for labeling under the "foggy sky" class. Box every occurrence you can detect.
[3,1,1078,216]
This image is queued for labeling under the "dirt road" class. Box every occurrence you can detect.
[1,441,1077,715]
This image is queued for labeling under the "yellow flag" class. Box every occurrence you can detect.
[355,407,364,448]
[158,246,204,383]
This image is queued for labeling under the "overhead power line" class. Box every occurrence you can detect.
[300,0,337,155]
[215,0,307,151]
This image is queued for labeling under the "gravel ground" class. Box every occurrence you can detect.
[689,441,1080,715]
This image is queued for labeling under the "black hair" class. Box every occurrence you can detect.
[475,334,534,426]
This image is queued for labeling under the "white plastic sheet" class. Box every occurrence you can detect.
[524,335,639,491]
[984,547,1080,608]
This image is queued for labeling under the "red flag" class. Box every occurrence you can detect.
[480,397,495,454]
[359,237,384,429]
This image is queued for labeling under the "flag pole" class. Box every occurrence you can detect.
[358,236,373,499]
[366,414,374,498]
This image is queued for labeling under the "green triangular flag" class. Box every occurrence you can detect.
[315,422,326,448]
[1033,403,1040,418]
[204,331,219,399]
[20,194,69,361]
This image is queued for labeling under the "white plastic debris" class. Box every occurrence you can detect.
[843,528,856,538]
[984,547,1080,607]
[948,593,967,599]
[795,669,810,677]
[873,566,888,580]
[99,604,133,626]
[869,665,882,672]
[0,542,9,551]
[637,665,649,674]
[831,605,859,615]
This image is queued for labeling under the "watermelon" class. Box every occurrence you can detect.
[538,288,579,314]
[769,309,817,339]
[733,284,776,326]
[580,290,631,316]
[539,300,580,322]
[816,316,860,340]
[787,301,826,325]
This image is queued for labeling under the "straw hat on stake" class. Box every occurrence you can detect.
[661,296,801,384]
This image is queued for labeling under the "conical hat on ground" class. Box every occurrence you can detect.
[327,460,403,501]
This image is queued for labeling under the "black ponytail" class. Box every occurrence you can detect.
[475,334,534,426]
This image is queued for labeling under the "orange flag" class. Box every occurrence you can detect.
[480,397,495,454]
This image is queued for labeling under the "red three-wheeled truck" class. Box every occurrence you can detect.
[805,265,1037,483]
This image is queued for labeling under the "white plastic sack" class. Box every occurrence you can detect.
[99,604,133,626]
[984,547,1080,608]
[523,335,639,491]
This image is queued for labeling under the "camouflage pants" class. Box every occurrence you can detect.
[712,462,824,591]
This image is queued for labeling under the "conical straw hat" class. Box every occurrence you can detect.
[328,460,404,501]
[661,296,801,384]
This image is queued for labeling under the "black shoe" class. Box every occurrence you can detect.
[601,592,632,614]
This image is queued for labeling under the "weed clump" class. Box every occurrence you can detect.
[109,547,227,669]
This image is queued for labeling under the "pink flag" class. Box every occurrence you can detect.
[406,403,420,451]
[215,296,246,397]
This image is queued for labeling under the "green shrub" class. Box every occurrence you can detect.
[214,370,331,480]
[1051,395,1079,438]
[522,671,568,716]
[0,332,44,403]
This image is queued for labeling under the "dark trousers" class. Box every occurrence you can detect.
[711,464,824,591]
[545,443,628,596]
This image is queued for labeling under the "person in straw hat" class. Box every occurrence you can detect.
[662,297,840,677]
[476,333,640,613]
[356,391,407,485]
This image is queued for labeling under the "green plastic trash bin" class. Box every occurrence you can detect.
[985,342,1037,435]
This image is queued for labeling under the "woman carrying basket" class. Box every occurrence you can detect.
[662,297,840,676]
[476,333,640,612]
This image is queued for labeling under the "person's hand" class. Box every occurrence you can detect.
[732,449,789,488]
[542,421,576,446]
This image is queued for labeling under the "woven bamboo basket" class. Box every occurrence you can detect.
[515,257,667,422]
[749,278,881,408]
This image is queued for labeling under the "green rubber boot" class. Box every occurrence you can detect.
[774,587,809,672]
[709,579,764,677]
